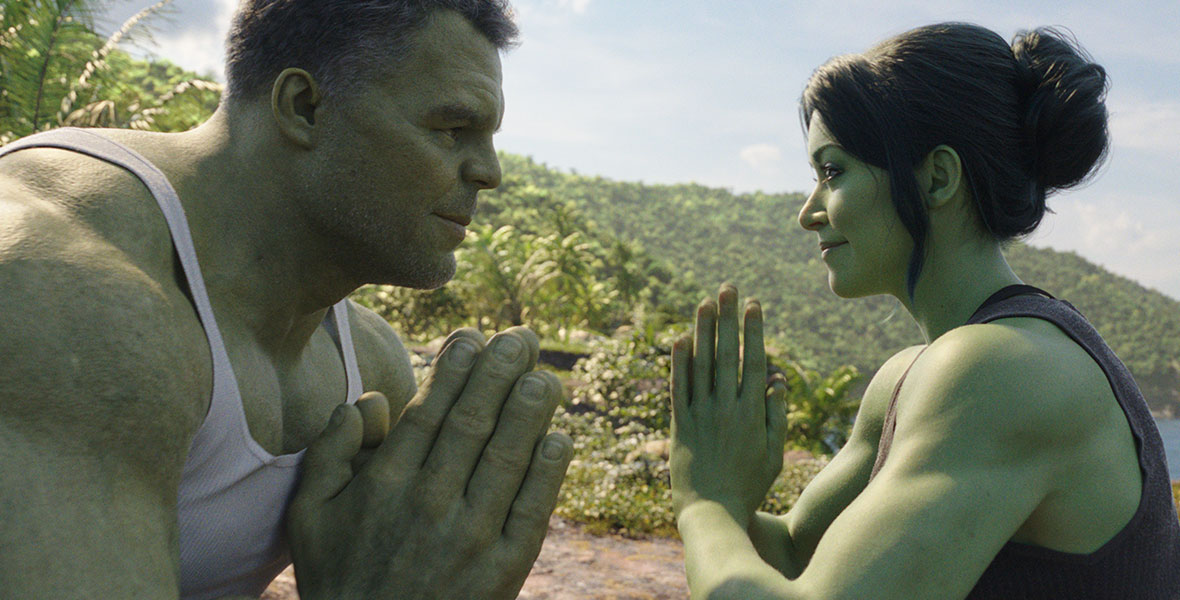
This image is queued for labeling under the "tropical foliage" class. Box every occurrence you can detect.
[0,0,221,144]
[5,1,1175,538]
[470,154,1180,416]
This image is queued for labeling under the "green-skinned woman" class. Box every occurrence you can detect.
[670,22,1180,599]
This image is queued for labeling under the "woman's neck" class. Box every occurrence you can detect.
[900,240,1023,343]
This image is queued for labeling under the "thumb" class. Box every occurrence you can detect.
[295,403,363,508]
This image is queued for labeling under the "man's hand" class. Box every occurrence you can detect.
[670,284,788,529]
[288,326,573,600]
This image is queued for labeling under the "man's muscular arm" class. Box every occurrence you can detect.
[0,199,210,597]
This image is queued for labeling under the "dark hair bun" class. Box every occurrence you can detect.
[1011,27,1110,192]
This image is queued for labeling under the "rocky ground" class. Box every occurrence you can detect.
[261,516,689,599]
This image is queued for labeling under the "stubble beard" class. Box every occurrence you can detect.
[324,203,459,291]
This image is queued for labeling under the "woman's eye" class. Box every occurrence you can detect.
[821,164,842,183]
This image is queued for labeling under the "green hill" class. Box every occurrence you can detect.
[482,153,1180,415]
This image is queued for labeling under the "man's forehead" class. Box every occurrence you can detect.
[381,12,503,100]
[401,11,503,76]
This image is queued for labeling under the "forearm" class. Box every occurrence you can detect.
[678,501,798,600]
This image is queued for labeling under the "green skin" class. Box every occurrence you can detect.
[0,10,572,600]
[670,113,1143,599]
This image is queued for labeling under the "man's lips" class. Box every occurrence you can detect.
[435,212,472,227]
[819,240,848,251]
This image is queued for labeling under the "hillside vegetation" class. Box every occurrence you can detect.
[477,153,1180,415]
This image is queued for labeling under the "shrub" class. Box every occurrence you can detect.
[551,332,834,537]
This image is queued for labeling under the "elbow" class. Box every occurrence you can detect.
[701,576,782,600]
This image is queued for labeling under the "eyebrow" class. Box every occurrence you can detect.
[809,143,840,167]
[428,103,502,133]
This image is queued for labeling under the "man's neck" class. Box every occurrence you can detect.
[163,108,359,360]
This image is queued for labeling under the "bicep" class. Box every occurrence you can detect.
[793,442,1047,599]
[0,424,186,596]
[777,345,926,570]
[0,258,204,596]
[348,300,418,404]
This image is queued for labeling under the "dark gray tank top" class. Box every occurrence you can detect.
[871,285,1180,598]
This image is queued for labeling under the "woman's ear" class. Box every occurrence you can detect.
[916,144,964,210]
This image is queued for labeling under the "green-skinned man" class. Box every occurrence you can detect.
[0,1,572,598]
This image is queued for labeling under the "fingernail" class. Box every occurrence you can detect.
[522,375,547,400]
[494,335,524,361]
[450,340,476,368]
[542,437,566,460]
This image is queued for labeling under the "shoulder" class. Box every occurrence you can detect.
[346,299,418,403]
[0,196,210,468]
[0,138,179,282]
[896,318,1109,460]
[852,344,928,442]
[0,169,211,440]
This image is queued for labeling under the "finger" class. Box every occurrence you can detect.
[292,404,363,510]
[368,335,480,478]
[502,325,540,370]
[499,432,573,560]
[422,329,538,499]
[766,379,789,460]
[692,298,716,404]
[465,371,561,524]
[356,391,391,449]
[715,283,740,401]
[740,299,767,425]
[671,336,692,429]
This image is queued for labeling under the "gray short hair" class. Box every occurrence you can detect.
[224,0,518,101]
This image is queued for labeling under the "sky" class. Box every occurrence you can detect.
[97,0,1180,300]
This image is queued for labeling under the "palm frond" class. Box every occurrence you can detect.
[0,0,102,136]
[59,0,174,121]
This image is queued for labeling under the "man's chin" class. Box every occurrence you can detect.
[382,256,457,290]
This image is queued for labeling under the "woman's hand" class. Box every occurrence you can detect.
[670,284,788,530]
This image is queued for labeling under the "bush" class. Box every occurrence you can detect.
[551,332,834,537]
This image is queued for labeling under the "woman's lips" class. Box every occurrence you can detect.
[820,241,847,256]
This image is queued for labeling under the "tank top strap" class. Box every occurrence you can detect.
[869,347,926,481]
[967,284,1054,323]
[325,301,363,404]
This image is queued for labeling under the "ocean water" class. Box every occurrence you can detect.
[1157,419,1180,481]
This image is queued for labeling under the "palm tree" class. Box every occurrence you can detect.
[1,0,221,144]
[456,224,562,332]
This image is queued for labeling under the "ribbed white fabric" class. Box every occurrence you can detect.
[0,129,363,598]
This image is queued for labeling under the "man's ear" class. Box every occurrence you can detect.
[916,144,964,210]
[271,68,322,148]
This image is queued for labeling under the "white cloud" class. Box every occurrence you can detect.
[113,0,236,81]
[1029,195,1180,300]
[1109,98,1180,153]
[514,0,593,23]
[559,0,592,14]
[740,143,784,173]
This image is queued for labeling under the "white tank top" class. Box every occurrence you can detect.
[0,128,363,598]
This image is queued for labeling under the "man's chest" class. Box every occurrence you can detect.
[225,330,350,457]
